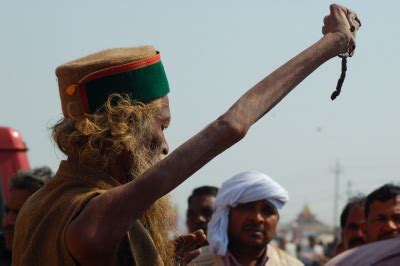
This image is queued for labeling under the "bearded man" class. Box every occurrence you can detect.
[13,4,360,266]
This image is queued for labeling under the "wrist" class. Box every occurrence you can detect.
[322,32,350,57]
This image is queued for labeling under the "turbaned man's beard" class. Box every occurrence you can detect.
[128,144,175,265]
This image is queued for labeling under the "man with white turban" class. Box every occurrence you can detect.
[189,171,303,266]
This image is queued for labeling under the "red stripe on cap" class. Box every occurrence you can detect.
[78,52,161,85]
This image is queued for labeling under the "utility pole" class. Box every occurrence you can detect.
[346,180,353,200]
[333,160,342,228]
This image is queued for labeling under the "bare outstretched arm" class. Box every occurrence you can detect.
[66,4,360,264]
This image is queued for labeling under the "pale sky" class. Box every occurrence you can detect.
[1,1,399,231]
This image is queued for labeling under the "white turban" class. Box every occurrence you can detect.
[207,170,289,256]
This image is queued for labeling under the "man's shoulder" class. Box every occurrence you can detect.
[267,244,304,266]
[326,237,400,266]
[12,172,106,265]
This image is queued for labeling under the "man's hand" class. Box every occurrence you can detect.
[174,229,206,264]
[322,4,361,56]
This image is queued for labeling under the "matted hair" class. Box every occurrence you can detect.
[52,93,174,264]
[52,93,161,175]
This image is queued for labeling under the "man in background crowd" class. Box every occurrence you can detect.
[327,184,400,265]
[186,186,218,235]
[364,183,400,242]
[339,195,366,251]
[1,167,53,265]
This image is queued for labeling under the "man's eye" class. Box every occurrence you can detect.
[374,216,387,223]
[262,208,274,216]
[203,209,214,217]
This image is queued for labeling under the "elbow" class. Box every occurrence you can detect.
[215,115,248,143]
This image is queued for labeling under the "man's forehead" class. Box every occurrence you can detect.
[159,96,171,120]
[189,194,216,207]
[237,199,275,208]
[370,198,400,213]
[348,205,365,217]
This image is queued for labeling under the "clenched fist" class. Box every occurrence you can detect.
[322,4,361,57]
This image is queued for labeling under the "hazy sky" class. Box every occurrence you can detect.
[1,1,399,230]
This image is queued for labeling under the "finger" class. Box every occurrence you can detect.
[174,234,196,254]
[355,16,362,27]
[323,15,330,25]
[190,230,207,248]
[184,248,202,264]
[348,12,361,32]
[322,25,327,35]
[330,4,347,16]
[329,4,338,14]
[179,230,206,254]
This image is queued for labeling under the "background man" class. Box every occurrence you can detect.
[191,171,303,265]
[13,4,360,266]
[364,183,400,242]
[186,186,219,234]
[326,184,400,265]
[1,167,53,265]
[339,196,366,251]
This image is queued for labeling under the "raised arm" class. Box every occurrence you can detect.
[66,4,360,263]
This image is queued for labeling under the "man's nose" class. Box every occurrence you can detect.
[355,227,366,239]
[249,211,265,223]
[162,141,169,156]
[383,219,398,231]
[195,215,207,223]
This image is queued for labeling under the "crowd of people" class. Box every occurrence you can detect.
[2,166,399,265]
[1,3,399,266]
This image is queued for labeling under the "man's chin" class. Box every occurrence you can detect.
[378,233,399,241]
[243,233,269,247]
[348,238,366,249]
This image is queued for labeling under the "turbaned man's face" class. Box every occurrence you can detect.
[228,200,278,249]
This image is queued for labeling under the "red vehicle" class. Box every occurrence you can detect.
[0,127,30,213]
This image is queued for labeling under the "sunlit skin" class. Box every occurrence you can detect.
[150,96,170,161]
[3,189,33,252]
[342,206,366,250]
[228,200,278,265]
[186,194,216,234]
[365,197,400,242]
[110,96,171,185]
